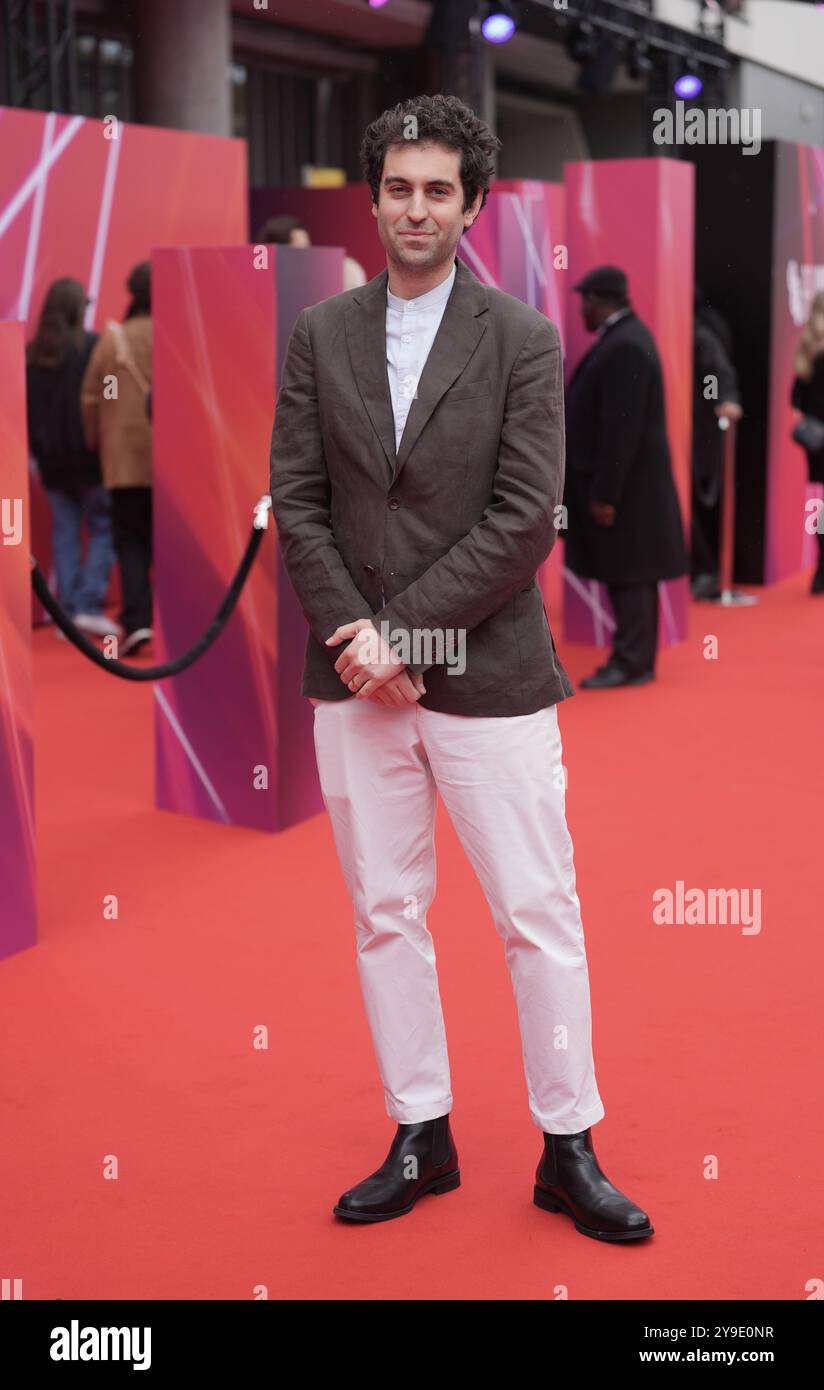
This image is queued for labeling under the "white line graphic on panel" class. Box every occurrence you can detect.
[458,236,500,288]
[0,115,84,240]
[153,685,231,824]
[510,194,547,306]
[85,128,123,330]
[16,112,56,319]
[577,159,600,237]
[177,252,277,758]
[562,567,616,648]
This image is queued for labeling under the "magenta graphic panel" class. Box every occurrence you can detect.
[469,180,567,346]
[0,322,37,959]
[0,105,248,624]
[768,143,824,582]
[464,181,568,622]
[152,246,343,831]
[563,158,693,648]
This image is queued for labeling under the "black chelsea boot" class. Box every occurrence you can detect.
[333,1114,460,1223]
[534,1127,654,1242]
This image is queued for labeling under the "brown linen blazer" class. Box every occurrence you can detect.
[268,253,574,717]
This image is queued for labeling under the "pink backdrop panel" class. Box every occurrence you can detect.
[0,322,37,960]
[0,106,248,624]
[562,157,693,648]
[767,142,824,582]
[151,245,342,832]
[250,184,379,277]
[463,181,568,628]
[250,180,567,332]
[484,180,567,346]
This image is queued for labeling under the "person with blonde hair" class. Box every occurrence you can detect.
[791,288,824,594]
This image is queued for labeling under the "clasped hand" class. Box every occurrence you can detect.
[325,619,426,705]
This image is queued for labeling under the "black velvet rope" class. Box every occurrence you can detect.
[30,523,266,682]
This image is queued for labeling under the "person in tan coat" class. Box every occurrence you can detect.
[81,261,153,655]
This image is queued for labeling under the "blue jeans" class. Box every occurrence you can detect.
[46,483,114,617]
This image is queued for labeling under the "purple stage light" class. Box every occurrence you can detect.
[674,73,702,99]
[481,12,516,43]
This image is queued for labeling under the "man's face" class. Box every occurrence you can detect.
[288,227,311,248]
[581,291,604,333]
[372,140,482,271]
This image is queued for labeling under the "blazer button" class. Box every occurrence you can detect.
[388,496,401,510]
[364,564,376,575]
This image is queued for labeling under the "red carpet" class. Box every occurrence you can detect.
[2,571,822,1300]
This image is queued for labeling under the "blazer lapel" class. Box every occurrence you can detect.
[343,270,397,478]
[344,256,489,486]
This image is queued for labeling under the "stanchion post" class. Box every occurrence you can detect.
[718,417,736,600]
[717,417,757,608]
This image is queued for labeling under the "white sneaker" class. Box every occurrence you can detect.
[120,627,153,656]
[75,612,124,638]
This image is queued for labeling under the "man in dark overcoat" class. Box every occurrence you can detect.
[563,266,688,688]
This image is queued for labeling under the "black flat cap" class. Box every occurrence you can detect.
[572,265,628,299]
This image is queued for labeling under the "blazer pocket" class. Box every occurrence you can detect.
[442,378,491,403]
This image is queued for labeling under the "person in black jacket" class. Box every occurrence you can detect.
[563,266,688,688]
[790,289,824,594]
[691,288,743,599]
[26,278,120,638]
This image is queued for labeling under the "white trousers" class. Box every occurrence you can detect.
[311,697,606,1135]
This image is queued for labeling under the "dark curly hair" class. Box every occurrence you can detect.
[359,93,501,218]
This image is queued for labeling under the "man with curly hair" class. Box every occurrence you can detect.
[269,93,653,1242]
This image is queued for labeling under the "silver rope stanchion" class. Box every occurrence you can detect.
[712,417,757,608]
